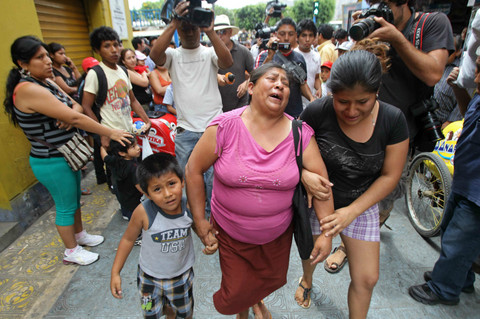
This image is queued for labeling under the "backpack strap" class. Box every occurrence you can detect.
[90,65,108,107]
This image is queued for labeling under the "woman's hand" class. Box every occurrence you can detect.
[202,232,218,255]
[310,235,332,265]
[301,170,333,207]
[446,67,459,87]
[109,129,133,146]
[236,80,248,98]
[56,120,73,131]
[195,218,218,247]
[110,273,123,299]
[320,207,356,238]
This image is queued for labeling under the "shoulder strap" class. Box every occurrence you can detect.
[412,12,431,50]
[292,120,303,182]
[119,65,129,78]
[275,51,290,66]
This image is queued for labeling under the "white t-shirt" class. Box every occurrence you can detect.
[84,62,133,132]
[163,46,222,132]
[294,48,321,108]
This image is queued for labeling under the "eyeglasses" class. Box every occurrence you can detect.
[215,29,228,35]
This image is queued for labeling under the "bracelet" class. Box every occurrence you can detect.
[172,11,180,20]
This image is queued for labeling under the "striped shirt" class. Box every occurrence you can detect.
[14,78,75,158]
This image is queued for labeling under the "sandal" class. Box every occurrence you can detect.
[324,245,347,274]
[251,300,272,319]
[296,276,312,309]
[81,188,92,195]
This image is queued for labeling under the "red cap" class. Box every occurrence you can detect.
[321,61,333,69]
[81,57,100,73]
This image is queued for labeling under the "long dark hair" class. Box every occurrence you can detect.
[3,36,48,126]
[119,48,135,68]
[328,50,382,94]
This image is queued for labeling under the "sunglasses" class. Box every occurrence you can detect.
[215,29,228,35]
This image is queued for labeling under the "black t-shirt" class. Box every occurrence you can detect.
[300,97,408,209]
[273,50,307,118]
[104,155,142,212]
[379,11,454,138]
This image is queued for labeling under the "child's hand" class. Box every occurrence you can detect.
[203,241,218,255]
[110,274,123,299]
[202,230,218,255]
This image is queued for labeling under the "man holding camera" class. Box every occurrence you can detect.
[150,0,233,218]
[363,0,453,147]
[256,17,315,118]
[363,0,453,213]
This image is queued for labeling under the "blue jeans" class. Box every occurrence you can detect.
[428,193,480,300]
[175,128,213,218]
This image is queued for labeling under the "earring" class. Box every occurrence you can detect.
[20,68,30,78]
[376,93,379,99]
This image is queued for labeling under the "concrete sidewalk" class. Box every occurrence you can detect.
[0,169,479,318]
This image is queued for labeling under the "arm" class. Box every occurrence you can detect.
[111,205,147,298]
[370,17,448,87]
[149,70,168,95]
[447,67,472,116]
[185,125,219,248]
[65,57,82,80]
[149,1,187,66]
[301,137,335,264]
[53,76,77,95]
[314,74,322,98]
[320,139,409,237]
[100,146,108,161]
[15,83,132,143]
[81,91,99,122]
[127,69,149,87]
[203,19,233,69]
[300,82,315,102]
[166,104,177,115]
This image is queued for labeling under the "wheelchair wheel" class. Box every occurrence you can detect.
[405,152,452,237]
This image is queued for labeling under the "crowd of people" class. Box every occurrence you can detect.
[5,0,480,318]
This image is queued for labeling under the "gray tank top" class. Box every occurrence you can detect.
[139,198,195,279]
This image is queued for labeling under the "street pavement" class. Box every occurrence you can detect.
[0,169,479,318]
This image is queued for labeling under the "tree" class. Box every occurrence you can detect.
[213,5,235,26]
[141,1,164,10]
[235,3,266,30]
[289,0,334,25]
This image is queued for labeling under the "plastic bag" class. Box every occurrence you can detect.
[142,136,154,160]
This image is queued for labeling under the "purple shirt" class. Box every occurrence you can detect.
[209,106,314,244]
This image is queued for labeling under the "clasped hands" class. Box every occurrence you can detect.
[195,218,218,255]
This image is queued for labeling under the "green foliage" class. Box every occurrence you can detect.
[285,0,335,25]
[234,3,267,30]
[141,1,164,10]
[213,6,235,26]
[315,0,335,24]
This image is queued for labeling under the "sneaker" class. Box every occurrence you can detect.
[122,215,130,221]
[408,283,459,305]
[76,232,104,247]
[63,246,99,265]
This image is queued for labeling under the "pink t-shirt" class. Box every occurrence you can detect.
[209,106,314,245]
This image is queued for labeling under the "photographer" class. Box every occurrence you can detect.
[150,0,233,218]
[255,18,315,118]
[356,0,453,146]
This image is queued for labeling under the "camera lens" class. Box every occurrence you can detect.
[349,18,376,41]
[420,112,444,142]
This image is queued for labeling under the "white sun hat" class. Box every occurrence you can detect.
[214,15,239,36]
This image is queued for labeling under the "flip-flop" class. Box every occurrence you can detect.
[296,276,312,309]
[81,188,92,195]
[324,245,348,274]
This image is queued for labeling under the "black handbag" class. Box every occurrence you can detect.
[292,120,314,260]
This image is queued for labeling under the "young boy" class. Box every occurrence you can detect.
[100,137,142,221]
[320,61,333,98]
[82,26,151,148]
[110,153,217,319]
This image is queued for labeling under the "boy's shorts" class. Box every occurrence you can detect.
[137,266,194,319]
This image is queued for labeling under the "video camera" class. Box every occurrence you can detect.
[265,0,287,18]
[161,0,216,28]
[349,2,394,41]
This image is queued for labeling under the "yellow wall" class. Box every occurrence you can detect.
[0,0,43,209]
[0,0,133,209]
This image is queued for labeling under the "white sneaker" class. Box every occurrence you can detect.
[63,246,99,265]
[76,232,104,247]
